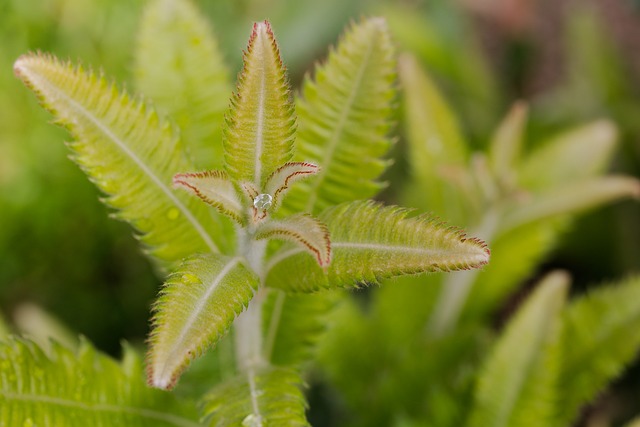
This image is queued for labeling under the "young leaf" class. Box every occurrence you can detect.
[223,21,296,188]
[0,338,200,427]
[147,254,258,390]
[518,120,617,192]
[468,271,569,427]
[284,17,396,214]
[501,176,640,233]
[263,162,319,211]
[173,170,244,224]
[255,214,331,267]
[14,54,227,267]
[557,276,640,426]
[201,367,309,426]
[134,0,231,169]
[265,201,490,292]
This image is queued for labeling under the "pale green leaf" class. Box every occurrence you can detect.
[501,176,640,233]
[284,17,396,214]
[14,54,228,267]
[223,21,295,188]
[518,120,617,192]
[264,201,490,292]
[173,170,244,224]
[263,290,338,366]
[256,214,331,267]
[0,338,200,427]
[134,0,231,169]
[557,276,640,426]
[147,254,258,390]
[488,102,528,187]
[468,271,569,427]
[201,367,309,426]
[398,54,471,225]
[625,416,640,427]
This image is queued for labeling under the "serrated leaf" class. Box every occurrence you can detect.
[223,21,295,188]
[284,17,396,214]
[264,201,489,292]
[134,0,231,169]
[263,162,319,211]
[518,120,617,192]
[468,271,569,427]
[173,170,244,224]
[14,54,227,268]
[201,367,309,426]
[489,102,528,187]
[147,254,258,390]
[256,214,331,267]
[557,276,640,426]
[263,290,338,366]
[0,338,200,427]
[501,176,640,233]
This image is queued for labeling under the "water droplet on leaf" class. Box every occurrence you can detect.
[253,193,273,211]
[167,208,180,220]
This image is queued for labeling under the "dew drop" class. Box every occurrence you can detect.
[253,193,273,211]
[181,273,200,285]
[241,414,264,427]
[167,208,180,220]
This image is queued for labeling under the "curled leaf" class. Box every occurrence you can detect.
[264,162,319,210]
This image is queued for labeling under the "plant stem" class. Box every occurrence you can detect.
[234,228,268,372]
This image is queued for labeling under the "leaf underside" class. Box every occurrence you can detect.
[14,53,227,268]
[147,254,258,390]
[134,0,231,170]
[265,201,490,292]
[201,367,309,427]
[0,338,200,427]
[284,17,397,214]
[223,20,296,187]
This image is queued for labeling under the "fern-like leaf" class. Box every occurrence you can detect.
[556,276,640,426]
[0,338,200,427]
[14,54,227,267]
[147,254,258,390]
[284,17,396,214]
[201,367,308,426]
[265,201,490,292]
[134,0,231,169]
[223,21,295,188]
[468,271,569,427]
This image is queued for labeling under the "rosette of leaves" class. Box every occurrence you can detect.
[9,0,490,424]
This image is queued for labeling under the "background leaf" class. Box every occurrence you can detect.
[468,271,569,427]
[0,338,200,427]
[134,0,231,170]
[284,17,396,214]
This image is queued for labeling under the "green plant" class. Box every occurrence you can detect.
[3,0,491,424]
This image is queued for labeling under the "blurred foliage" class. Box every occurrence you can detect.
[2,0,640,425]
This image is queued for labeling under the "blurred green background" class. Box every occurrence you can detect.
[1,0,640,423]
